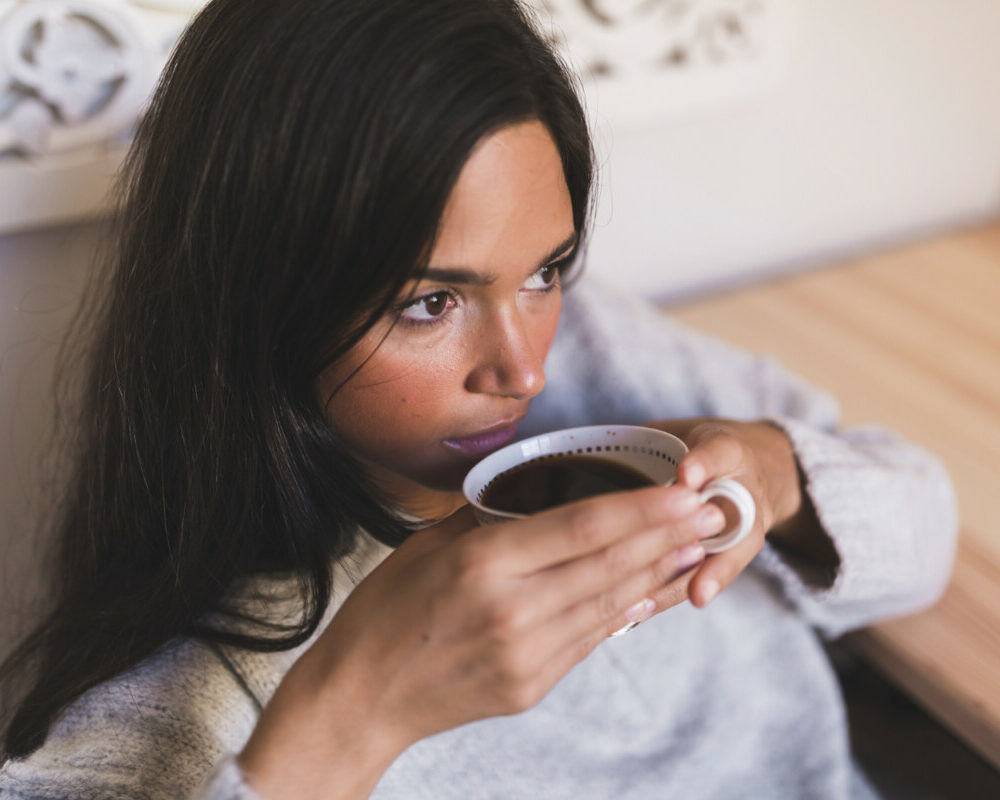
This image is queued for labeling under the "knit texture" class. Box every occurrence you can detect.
[0,277,957,799]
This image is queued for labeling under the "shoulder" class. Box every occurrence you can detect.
[0,536,391,798]
[1,636,259,800]
[557,274,684,347]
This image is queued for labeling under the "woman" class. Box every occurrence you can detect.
[0,1,956,798]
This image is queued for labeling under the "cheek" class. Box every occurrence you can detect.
[366,366,451,430]
[532,293,562,361]
[319,348,455,452]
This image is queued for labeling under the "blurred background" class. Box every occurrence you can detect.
[1,1,999,791]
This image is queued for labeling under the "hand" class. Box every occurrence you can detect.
[644,418,808,608]
[239,483,716,799]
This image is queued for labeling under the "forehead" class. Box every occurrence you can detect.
[429,121,575,272]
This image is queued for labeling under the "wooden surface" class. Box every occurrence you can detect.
[668,222,1000,769]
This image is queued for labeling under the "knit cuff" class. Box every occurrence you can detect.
[753,415,930,624]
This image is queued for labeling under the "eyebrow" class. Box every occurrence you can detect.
[421,231,579,286]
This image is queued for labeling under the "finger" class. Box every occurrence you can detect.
[518,559,703,698]
[677,427,744,490]
[686,531,764,608]
[527,542,706,655]
[647,564,700,613]
[523,516,708,619]
[485,483,705,574]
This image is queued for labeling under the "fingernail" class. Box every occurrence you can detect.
[675,544,704,571]
[696,505,725,536]
[683,462,705,488]
[699,579,720,606]
[667,488,700,515]
[625,597,656,623]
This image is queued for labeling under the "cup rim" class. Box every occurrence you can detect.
[462,424,688,520]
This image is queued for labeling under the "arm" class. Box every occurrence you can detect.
[233,490,716,799]
[4,474,723,799]
[528,276,959,638]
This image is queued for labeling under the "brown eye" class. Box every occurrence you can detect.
[539,264,558,286]
[423,293,449,316]
[399,290,457,324]
[524,263,561,291]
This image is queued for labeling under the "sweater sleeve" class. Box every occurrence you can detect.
[526,275,959,639]
[0,639,262,800]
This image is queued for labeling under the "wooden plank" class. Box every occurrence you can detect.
[854,261,1000,352]
[668,221,1000,769]
[786,269,1000,413]
[847,535,1000,768]
[672,291,1000,474]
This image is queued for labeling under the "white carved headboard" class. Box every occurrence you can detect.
[0,0,790,234]
[537,0,791,124]
[0,0,202,233]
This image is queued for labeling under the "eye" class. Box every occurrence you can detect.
[523,263,561,291]
[398,290,456,324]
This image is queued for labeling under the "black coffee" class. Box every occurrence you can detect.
[480,455,655,515]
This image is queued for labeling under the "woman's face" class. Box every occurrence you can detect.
[318,121,576,512]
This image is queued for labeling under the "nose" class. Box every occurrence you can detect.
[464,309,546,400]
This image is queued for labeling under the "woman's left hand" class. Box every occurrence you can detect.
[643,418,808,608]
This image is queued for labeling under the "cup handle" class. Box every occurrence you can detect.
[697,478,756,554]
[608,479,756,638]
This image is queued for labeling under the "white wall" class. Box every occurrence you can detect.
[0,222,101,658]
[2,0,1000,654]
[582,0,1000,300]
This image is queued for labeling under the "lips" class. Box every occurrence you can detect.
[442,419,523,458]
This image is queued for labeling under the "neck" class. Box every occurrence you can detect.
[397,491,467,524]
[364,467,467,524]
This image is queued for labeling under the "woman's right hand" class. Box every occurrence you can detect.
[238,484,721,799]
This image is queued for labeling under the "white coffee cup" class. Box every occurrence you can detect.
[463,425,755,554]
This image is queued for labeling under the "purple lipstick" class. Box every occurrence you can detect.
[443,421,521,458]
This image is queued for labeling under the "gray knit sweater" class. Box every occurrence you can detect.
[0,277,958,800]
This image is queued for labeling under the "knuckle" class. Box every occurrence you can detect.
[595,588,620,622]
[651,554,677,586]
[484,601,527,640]
[503,681,541,714]
[599,540,631,578]
[636,496,670,536]
[565,505,605,550]
[693,425,743,458]
[720,435,745,460]
[689,421,728,442]
[494,647,535,690]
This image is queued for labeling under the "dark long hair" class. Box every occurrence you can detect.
[0,0,593,758]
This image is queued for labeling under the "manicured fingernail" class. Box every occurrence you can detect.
[675,544,704,571]
[696,505,725,536]
[699,579,720,606]
[625,597,656,623]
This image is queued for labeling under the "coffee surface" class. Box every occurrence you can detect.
[480,455,655,515]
